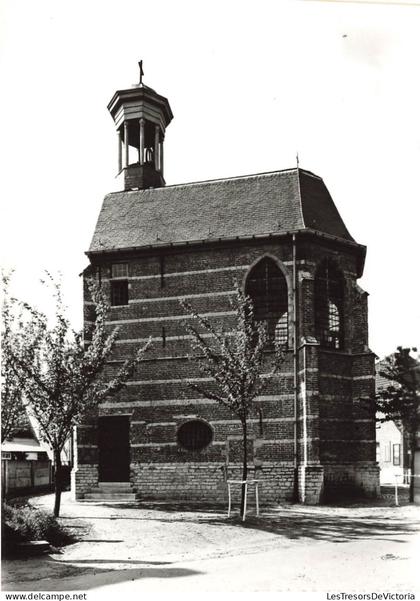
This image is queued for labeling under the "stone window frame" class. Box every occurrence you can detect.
[110,262,129,306]
[111,262,129,279]
[110,280,129,306]
[243,254,291,348]
[314,257,345,350]
[176,418,214,451]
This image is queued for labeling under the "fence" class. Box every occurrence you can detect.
[392,473,420,506]
[1,459,52,498]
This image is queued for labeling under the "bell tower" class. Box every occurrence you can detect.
[107,62,173,191]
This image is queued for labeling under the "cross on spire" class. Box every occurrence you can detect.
[138,60,144,85]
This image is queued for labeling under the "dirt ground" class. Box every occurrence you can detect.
[2,492,420,594]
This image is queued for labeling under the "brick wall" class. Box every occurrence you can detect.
[298,465,325,504]
[132,462,296,504]
[323,463,380,500]
[75,234,377,504]
[71,464,98,499]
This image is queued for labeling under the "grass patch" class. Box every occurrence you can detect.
[2,503,75,556]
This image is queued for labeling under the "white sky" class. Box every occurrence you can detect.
[0,0,419,359]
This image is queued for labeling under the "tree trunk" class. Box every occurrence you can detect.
[240,419,248,519]
[53,450,62,517]
[1,459,7,503]
[409,439,416,504]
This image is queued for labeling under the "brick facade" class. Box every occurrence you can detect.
[74,73,378,505]
[74,236,379,505]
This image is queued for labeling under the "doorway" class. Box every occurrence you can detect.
[98,416,130,482]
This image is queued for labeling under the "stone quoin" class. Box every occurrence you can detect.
[72,65,379,505]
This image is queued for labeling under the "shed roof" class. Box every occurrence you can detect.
[88,168,358,255]
[1,438,44,453]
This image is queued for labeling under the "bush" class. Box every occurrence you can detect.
[2,503,74,552]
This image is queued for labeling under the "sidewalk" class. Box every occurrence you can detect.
[2,492,420,592]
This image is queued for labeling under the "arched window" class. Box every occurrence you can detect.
[245,257,289,345]
[315,259,344,349]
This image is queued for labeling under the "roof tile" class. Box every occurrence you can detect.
[89,168,355,253]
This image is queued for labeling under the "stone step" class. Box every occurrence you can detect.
[95,487,135,493]
[97,483,135,493]
[98,481,132,488]
[83,492,139,500]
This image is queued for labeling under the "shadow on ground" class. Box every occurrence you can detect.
[60,505,419,545]
[105,497,411,511]
[2,555,202,591]
[59,559,172,565]
[4,498,419,592]
[210,510,418,544]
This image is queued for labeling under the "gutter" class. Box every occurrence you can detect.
[87,228,366,275]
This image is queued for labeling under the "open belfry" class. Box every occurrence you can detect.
[73,64,379,504]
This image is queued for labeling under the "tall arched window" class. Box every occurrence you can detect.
[245,257,289,345]
[315,259,344,349]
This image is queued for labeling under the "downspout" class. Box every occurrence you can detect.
[301,342,308,502]
[292,233,299,501]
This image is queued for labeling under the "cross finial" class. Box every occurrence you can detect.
[296,151,300,168]
[138,60,144,85]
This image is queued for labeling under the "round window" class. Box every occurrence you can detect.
[177,420,213,451]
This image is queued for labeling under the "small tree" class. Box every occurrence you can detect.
[182,286,285,518]
[375,346,420,503]
[7,275,150,516]
[1,272,35,444]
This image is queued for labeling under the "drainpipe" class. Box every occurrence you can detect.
[301,342,308,503]
[292,234,299,501]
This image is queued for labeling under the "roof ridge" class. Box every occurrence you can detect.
[296,168,305,228]
[106,167,322,196]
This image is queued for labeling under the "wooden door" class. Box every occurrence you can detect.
[98,416,130,482]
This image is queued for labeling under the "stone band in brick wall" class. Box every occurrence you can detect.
[77,235,377,505]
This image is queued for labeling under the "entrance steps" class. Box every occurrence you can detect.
[82,482,139,502]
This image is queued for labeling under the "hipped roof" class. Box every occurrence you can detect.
[88,168,362,259]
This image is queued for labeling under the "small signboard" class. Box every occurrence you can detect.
[25,452,38,461]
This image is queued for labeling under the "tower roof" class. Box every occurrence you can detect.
[107,83,173,130]
[88,168,364,270]
[107,64,173,191]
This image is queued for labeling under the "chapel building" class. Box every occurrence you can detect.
[72,68,379,504]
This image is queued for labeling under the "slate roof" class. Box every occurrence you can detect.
[376,358,420,391]
[88,168,358,255]
[376,362,392,392]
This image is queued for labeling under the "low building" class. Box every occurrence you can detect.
[375,420,406,485]
[375,359,420,503]
[375,365,408,485]
[1,414,52,498]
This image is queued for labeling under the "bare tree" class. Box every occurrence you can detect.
[182,286,285,518]
[6,275,150,516]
